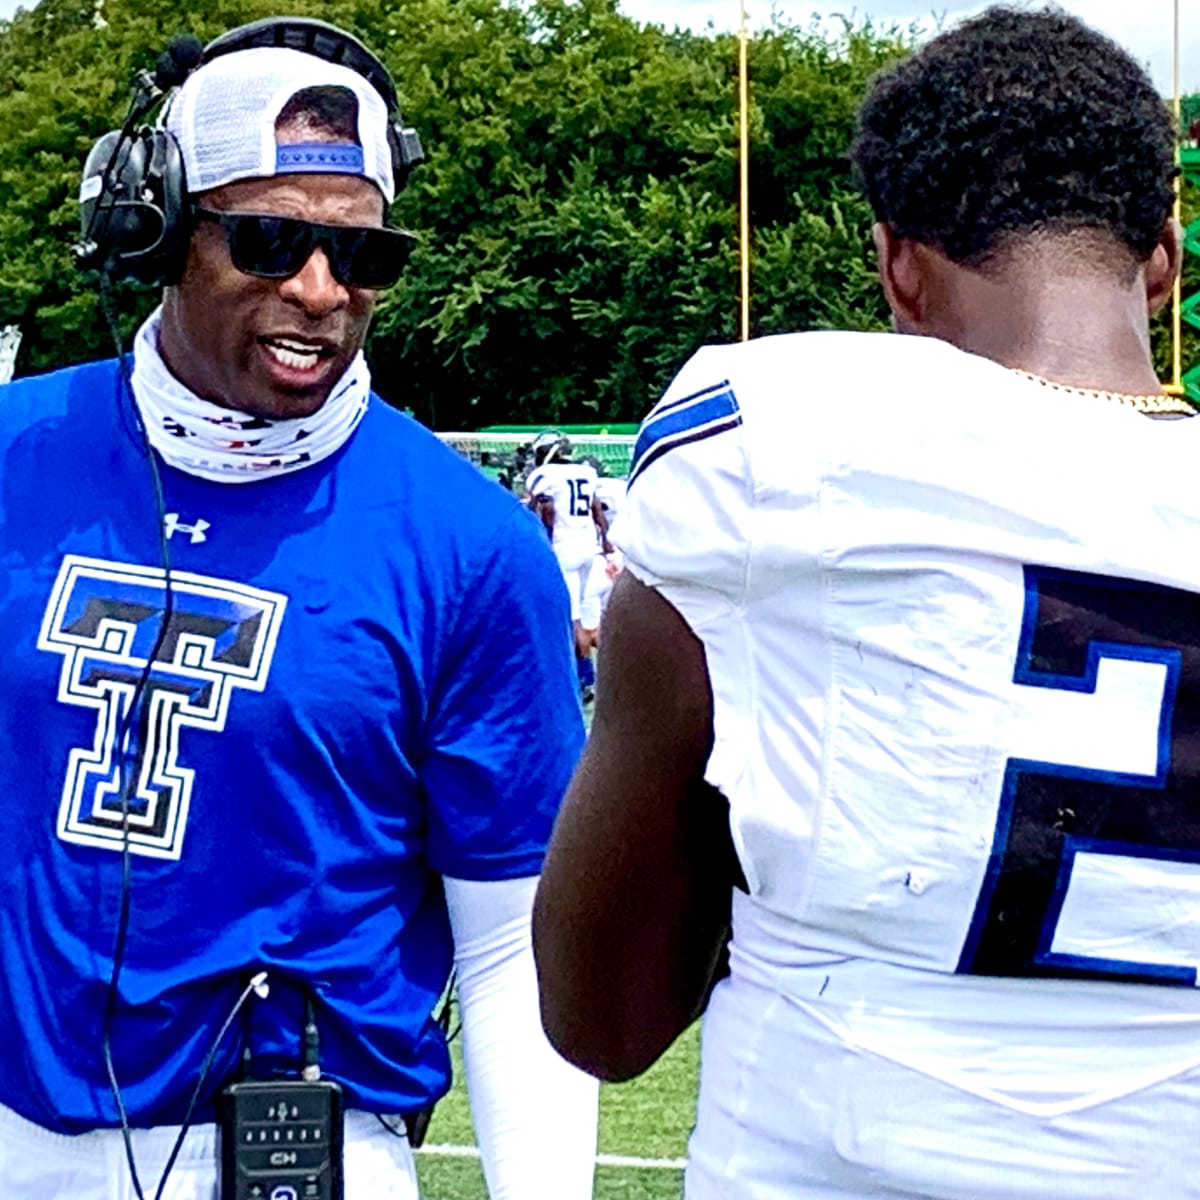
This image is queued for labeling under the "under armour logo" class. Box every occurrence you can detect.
[164,513,211,544]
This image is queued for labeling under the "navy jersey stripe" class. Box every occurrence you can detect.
[628,414,743,489]
[630,385,741,482]
[643,378,734,424]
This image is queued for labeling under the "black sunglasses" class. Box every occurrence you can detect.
[193,208,416,289]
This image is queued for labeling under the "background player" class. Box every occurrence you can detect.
[535,7,1200,1198]
[578,464,626,651]
[525,431,605,699]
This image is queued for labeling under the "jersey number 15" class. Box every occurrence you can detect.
[567,478,592,518]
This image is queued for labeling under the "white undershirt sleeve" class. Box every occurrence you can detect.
[443,874,599,1199]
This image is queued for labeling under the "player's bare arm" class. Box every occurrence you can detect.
[591,495,612,554]
[534,571,740,1081]
[528,492,556,539]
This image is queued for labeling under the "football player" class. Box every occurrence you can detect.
[535,7,1200,1198]
[578,469,626,647]
[526,432,605,692]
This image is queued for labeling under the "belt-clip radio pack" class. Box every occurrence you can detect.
[220,996,344,1200]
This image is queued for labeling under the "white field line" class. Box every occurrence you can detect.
[416,1143,686,1170]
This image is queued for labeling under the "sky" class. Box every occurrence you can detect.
[0,0,1193,94]
[624,0,1196,95]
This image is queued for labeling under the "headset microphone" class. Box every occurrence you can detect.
[124,32,203,114]
[153,34,203,91]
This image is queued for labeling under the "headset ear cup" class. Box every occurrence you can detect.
[79,130,138,274]
[389,122,424,191]
[77,128,188,285]
[148,132,190,285]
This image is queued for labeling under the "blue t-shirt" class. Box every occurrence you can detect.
[0,360,584,1133]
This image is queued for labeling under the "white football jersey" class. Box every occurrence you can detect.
[616,331,1200,1197]
[593,476,626,520]
[526,461,600,562]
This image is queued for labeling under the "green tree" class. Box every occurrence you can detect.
[0,0,911,424]
[368,3,909,425]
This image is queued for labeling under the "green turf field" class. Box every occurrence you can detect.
[415,1016,699,1199]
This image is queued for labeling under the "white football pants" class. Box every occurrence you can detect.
[687,972,1200,1200]
[554,543,598,623]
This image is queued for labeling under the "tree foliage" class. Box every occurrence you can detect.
[3,1,1195,424]
[0,0,912,426]
[3,2,1195,425]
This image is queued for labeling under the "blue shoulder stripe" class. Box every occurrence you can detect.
[628,381,742,488]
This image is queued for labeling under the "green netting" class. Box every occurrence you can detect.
[437,431,635,487]
[478,423,640,437]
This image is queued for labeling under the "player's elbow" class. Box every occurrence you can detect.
[535,987,657,1084]
[532,897,656,1083]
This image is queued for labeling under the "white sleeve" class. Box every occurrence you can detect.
[596,477,626,517]
[614,344,752,612]
[524,468,546,500]
[444,875,599,1199]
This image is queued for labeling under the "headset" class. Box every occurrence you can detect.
[75,17,424,287]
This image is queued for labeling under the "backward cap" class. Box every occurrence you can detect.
[164,46,395,203]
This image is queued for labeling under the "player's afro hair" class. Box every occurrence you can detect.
[849,6,1178,267]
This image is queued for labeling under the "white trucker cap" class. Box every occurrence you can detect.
[165,46,396,203]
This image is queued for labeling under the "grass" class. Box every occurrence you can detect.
[415,1017,700,1199]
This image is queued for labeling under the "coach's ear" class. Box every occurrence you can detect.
[1145,218,1183,318]
[874,223,927,333]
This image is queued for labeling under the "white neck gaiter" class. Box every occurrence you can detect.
[129,306,371,483]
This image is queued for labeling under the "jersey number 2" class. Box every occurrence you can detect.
[958,565,1200,985]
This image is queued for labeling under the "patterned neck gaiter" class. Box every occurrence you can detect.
[130,306,371,483]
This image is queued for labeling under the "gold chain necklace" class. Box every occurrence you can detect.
[1012,369,1196,417]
